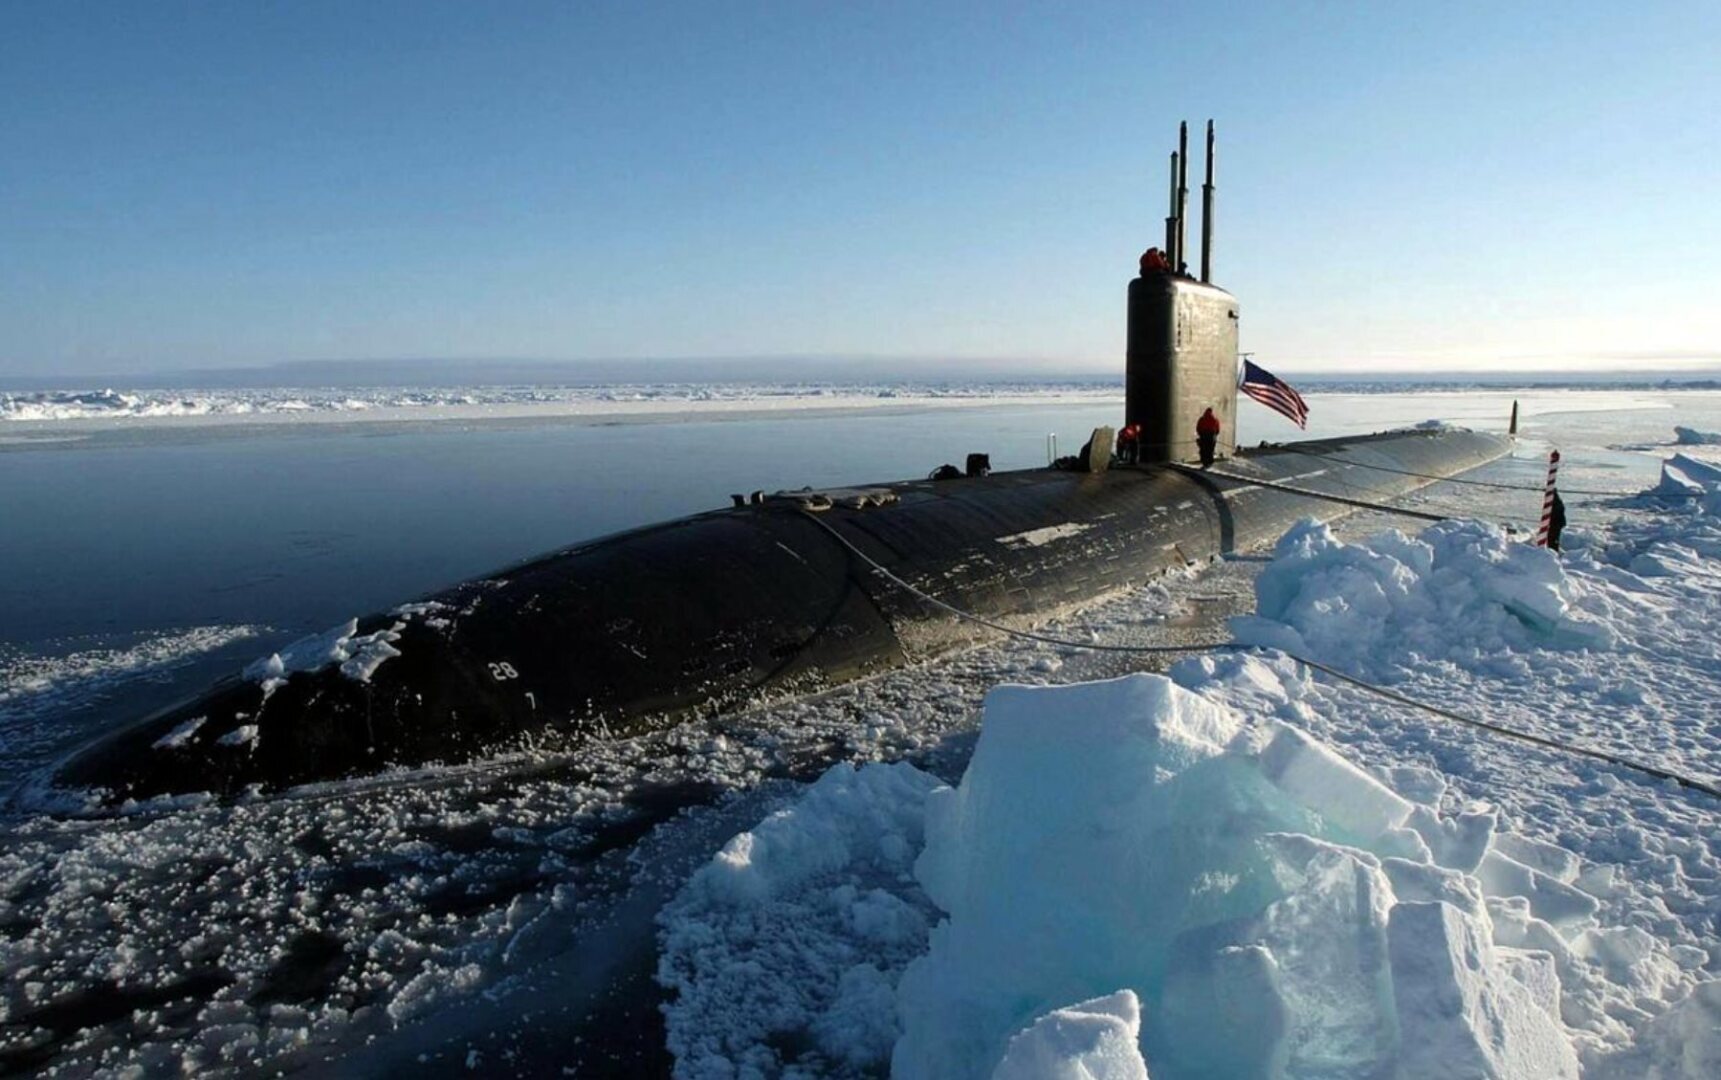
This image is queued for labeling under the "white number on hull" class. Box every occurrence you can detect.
[488,661,519,681]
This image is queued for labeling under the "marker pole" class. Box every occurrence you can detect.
[1534,450,1561,546]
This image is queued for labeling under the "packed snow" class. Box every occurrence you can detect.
[656,762,944,1077]
[1232,517,1613,681]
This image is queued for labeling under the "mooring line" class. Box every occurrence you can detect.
[1276,446,1698,499]
[798,510,1721,801]
[1170,463,1454,522]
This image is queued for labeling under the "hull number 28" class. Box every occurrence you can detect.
[488,661,519,681]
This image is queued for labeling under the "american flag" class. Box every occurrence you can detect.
[1239,359,1309,429]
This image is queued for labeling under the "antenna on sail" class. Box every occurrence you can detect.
[1200,120,1216,283]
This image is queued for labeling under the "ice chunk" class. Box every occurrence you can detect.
[889,674,1589,1080]
[1159,941,1287,1077]
[1255,723,1414,842]
[1256,834,1399,1076]
[241,617,404,688]
[990,991,1149,1080]
[390,601,448,618]
[1382,856,1487,919]
[1477,850,1600,930]
[898,675,1270,1079]
[914,674,1244,917]
[1673,426,1721,447]
[338,627,404,683]
[1493,832,1582,884]
[151,715,207,750]
[1388,901,1578,1079]
[216,725,259,748]
[1604,979,1721,1079]
[1372,763,1448,806]
[1409,805,1497,874]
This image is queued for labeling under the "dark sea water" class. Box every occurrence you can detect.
[1,403,1134,648]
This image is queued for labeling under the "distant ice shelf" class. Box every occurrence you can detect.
[0,383,1124,423]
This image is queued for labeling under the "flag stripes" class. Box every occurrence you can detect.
[1238,359,1309,429]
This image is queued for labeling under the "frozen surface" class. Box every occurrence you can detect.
[0,381,1691,428]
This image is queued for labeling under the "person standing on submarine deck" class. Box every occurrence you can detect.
[1196,407,1221,468]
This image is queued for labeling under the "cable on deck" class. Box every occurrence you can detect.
[1169,462,1454,522]
[1273,445,1697,499]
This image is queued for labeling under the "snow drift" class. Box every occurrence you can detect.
[1232,518,1612,680]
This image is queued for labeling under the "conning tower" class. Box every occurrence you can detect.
[1126,120,1239,464]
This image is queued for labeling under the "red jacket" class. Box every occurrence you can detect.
[1196,410,1221,436]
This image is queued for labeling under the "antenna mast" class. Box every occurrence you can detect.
[1200,120,1216,283]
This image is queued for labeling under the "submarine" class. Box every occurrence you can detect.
[55,122,1510,805]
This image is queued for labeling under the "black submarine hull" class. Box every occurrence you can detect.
[53,427,1507,804]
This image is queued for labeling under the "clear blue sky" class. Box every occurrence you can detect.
[2,1,1717,378]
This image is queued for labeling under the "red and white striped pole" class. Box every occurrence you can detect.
[1534,450,1561,547]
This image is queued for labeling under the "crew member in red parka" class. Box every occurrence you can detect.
[1196,407,1221,468]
